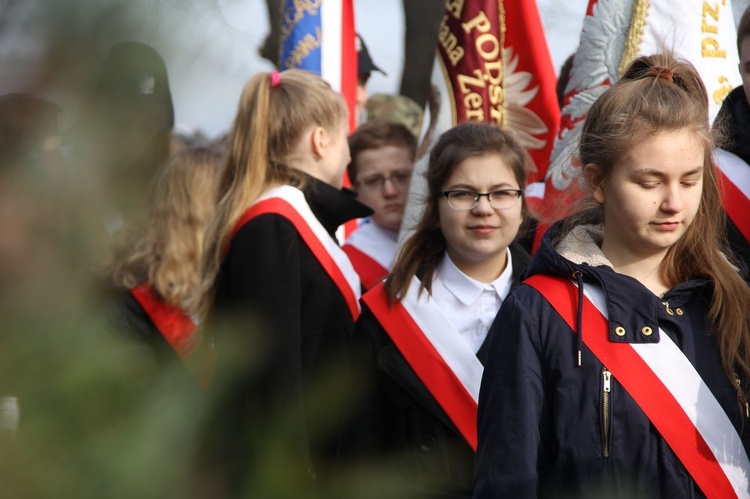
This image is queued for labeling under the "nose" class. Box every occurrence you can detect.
[660,183,684,214]
[382,177,398,197]
[472,194,494,215]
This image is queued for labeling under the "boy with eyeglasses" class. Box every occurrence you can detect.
[343,119,417,289]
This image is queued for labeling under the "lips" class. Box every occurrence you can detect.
[653,221,680,231]
[469,225,498,235]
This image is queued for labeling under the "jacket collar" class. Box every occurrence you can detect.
[300,173,373,239]
[530,215,711,345]
[715,86,750,163]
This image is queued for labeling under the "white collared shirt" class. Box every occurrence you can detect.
[431,249,514,353]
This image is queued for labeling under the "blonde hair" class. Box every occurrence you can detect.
[579,53,750,397]
[108,146,223,306]
[193,69,347,321]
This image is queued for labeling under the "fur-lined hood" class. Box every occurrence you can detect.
[526,215,712,347]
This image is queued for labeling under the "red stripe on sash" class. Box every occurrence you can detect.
[716,166,750,244]
[525,274,737,498]
[130,283,196,359]
[361,282,478,449]
[234,198,360,320]
[342,244,388,290]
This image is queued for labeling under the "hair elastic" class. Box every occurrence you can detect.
[270,70,281,88]
[648,65,674,83]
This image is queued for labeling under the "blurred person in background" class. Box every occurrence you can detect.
[71,41,174,234]
[99,146,224,384]
[355,33,386,126]
[365,93,424,138]
[343,119,417,290]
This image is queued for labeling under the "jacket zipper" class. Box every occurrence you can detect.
[602,367,612,457]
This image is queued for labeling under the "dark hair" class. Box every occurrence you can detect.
[738,5,750,53]
[347,119,417,181]
[579,52,750,398]
[556,53,575,110]
[385,122,533,301]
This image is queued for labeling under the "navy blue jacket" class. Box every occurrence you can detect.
[474,219,750,498]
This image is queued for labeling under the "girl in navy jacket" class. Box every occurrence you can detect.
[475,54,750,498]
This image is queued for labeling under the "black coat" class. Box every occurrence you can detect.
[715,86,750,272]
[474,219,750,498]
[206,176,372,494]
[103,285,184,369]
[345,243,531,499]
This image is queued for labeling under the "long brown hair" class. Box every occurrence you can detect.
[106,145,223,306]
[193,69,347,322]
[385,122,533,302]
[579,53,750,397]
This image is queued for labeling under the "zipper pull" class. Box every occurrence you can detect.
[603,368,611,393]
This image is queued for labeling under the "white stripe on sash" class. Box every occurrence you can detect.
[344,222,397,270]
[258,185,361,305]
[581,283,750,497]
[399,276,484,402]
[716,148,750,201]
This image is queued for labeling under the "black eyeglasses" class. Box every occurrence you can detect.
[441,189,523,210]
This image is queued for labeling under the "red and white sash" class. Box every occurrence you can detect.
[361,277,483,450]
[130,282,197,360]
[715,148,750,244]
[342,222,395,290]
[233,185,361,319]
[526,274,750,499]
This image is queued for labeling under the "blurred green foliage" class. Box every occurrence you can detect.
[0,2,443,497]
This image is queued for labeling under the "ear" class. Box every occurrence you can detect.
[310,126,328,159]
[583,163,606,204]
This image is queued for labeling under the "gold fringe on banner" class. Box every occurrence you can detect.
[619,0,650,78]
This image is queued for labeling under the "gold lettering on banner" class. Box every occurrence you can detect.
[452,10,505,124]
[713,76,734,104]
[439,15,465,66]
[462,10,491,33]
[280,0,322,45]
[446,0,466,20]
[282,27,322,69]
[701,1,726,58]
[702,37,726,58]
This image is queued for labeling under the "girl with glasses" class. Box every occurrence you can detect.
[475,54,750,498]
[342,122,533,498]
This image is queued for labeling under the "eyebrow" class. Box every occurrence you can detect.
[445,182,518,190]
[631,166,704,178]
